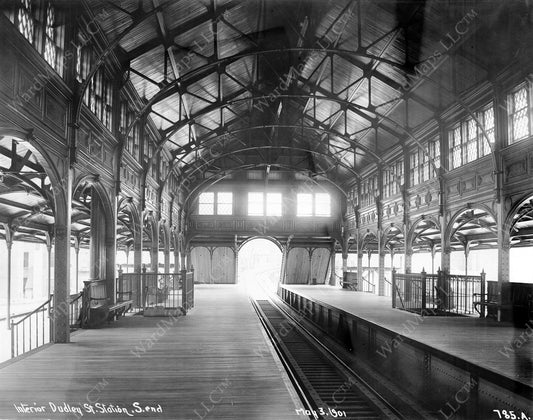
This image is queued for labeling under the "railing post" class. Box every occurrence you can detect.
[49,295,53,344]
[181,269,188,312]
[117,266,123,301]
[191,268,195,308]
[392,269,397,308]
[141,264,147,310]
[421,269,427,312]
[480,270,486,318]
[10,320,15,358]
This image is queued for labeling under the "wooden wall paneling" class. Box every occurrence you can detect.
[211,247,236,284]
[286,247,310,284]
[311,248,331,284]
[190,247,211,284]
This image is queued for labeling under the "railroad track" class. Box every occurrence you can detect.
[252,297,407,420]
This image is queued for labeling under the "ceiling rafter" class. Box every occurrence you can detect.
[177,145,359,183]
[164,122,384,178]
[185,162,348,206]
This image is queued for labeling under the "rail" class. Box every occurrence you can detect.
[253,298,404,419]
[11,295,53,358]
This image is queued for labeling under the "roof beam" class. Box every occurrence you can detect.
[124,0,241,61]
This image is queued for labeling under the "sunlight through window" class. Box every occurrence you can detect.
[216,192,233,215]
[199,192,214,215]
[248,192,264,216]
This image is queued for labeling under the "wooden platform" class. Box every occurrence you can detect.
[282,285,533,388]
[0,285,301,419]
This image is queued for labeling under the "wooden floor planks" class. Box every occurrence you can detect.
[0,285,301,419]
[283,285,533,387]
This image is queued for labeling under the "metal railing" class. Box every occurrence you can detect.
[182,270,194,311]
[383,276,392,298]
[11,295,53,358]
[69,292,83,329]
[392,269,484,316]
[144,273,182,309]
[361,275,376,294]
[117,273,143,311]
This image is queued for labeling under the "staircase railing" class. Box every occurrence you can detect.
[361,275,375,294]
[69,292,83,329]
[11,295,53,358]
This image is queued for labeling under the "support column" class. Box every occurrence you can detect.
[151,224,159,273]
[164,249,170,273]
[341,249,348,281]
[496,203,510,283]
[53,220,71,343]
[181,251,187,272]
[430,245,436,275]
[47,238,53,296]
[234,236,239,284]
[6,235,12,328]
[133,240,142,274]
[89,191,104,281]
[378,251,385,296]
[174,251,180,274]
[405,249,412,273]
[493,82,509,285]
[185,247,192,271]
[378,229,385,296]
[308,248,313,285]
[234,247,239,285]
[125,247,130,273]
[329,243,336,286]
[357,251,363,291]
[498,243,510,283]
[464,242,470,277]
[105,235,116,304]
[441,247,451,273]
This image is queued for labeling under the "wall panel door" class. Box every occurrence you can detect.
[311,248,331,284]
[286,248,310,284]
[190,247,211,283]
[212,247,236,284]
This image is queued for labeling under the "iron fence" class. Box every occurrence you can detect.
[392,269,484,316]
[118,270,195,313]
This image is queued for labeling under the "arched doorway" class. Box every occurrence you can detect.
[238,238,282,296]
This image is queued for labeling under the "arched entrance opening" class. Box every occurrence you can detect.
[238,238,282,296]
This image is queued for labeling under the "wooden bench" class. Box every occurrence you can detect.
[474,282,533,327]
[81,280,133,328]
[339,272,358,291]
